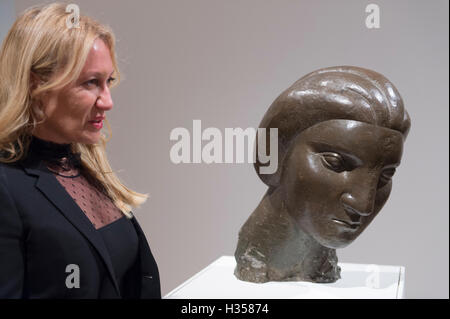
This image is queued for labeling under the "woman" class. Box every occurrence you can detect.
[0,3,160,298]
[234,66,411,283]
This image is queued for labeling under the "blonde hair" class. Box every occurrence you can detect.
[0,2,147,217]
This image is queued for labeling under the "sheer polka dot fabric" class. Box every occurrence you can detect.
[47,161,124,230]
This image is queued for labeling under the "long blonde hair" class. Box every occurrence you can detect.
[0,3,147,217]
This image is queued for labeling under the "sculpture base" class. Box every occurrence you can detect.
[165,256,405,299]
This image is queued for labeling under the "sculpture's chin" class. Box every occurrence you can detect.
[296,221,359,250]
[295,218,365,249]
[312,234,356,249]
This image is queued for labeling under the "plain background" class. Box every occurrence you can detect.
[0,1,14,43]
[2,0,448,298]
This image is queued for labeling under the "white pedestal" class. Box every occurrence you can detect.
[165,256,405,299]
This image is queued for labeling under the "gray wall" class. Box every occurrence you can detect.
[9,0,449,298]
[0,0,15,43]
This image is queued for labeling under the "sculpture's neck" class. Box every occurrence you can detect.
[235,188,341,283]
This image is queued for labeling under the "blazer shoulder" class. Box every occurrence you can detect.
[0,161,35,199]
[0,161,25,182]
[0,160,23,171]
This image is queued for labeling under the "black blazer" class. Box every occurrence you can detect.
[0,156,161,299]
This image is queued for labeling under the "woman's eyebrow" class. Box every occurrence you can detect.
[310,141,363,166]
[85,70,115,78]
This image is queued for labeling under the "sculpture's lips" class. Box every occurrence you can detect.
[331,218,361,230]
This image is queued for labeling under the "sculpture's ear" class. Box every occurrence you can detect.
[254,127,284,188]
[254,89,294,188]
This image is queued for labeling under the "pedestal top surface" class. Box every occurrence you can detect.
[165,256,405,299]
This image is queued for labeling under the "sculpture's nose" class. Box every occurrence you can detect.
[340,182,377,217]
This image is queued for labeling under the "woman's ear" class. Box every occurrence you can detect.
[29,72,47,123]
[30,71,44,93]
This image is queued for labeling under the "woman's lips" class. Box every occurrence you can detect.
[88,119,103,129]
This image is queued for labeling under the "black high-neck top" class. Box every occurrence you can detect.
[27,136,82,172]
[27,135,139,298]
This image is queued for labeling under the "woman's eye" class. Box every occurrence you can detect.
[320,152,347,173]
[84,76,116,88]
[84,79,99,87]
[107,77,116,86]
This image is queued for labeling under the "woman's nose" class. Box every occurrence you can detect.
[96,87,113,110]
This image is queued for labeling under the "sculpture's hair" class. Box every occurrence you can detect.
[255,66,411,187]
[0,3,147,217]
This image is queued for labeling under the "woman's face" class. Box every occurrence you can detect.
[33,39,115,144]
[279,119,404,249]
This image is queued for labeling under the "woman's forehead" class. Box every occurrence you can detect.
[80,39,113,76]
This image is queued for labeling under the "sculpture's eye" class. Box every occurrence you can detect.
[320,152,347,173]
[378,167,396,188]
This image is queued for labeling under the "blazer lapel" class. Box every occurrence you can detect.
[22,159,121,297]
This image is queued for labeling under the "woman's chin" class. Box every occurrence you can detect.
[79,133,102,145]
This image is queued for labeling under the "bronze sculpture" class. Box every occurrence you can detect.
[234,66,411,283]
